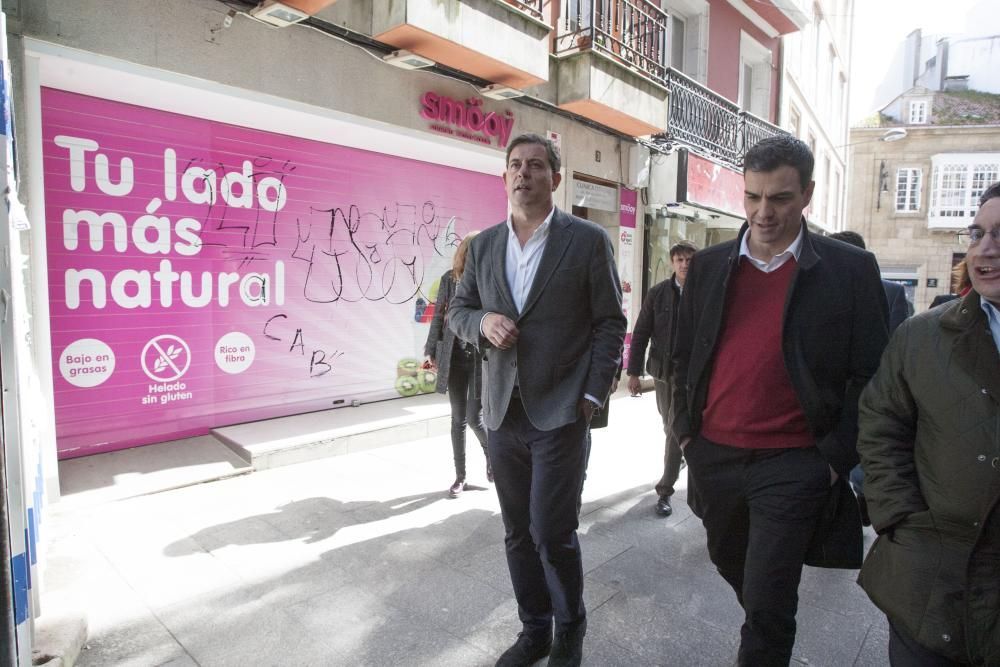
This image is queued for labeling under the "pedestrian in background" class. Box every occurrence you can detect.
[830,231,910,333]
[424,231,489,498]
[829,230,907,527]
[626,240,698,518]
[857,181,1000,667]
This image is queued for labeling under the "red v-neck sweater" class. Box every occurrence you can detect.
[700,258,814,449]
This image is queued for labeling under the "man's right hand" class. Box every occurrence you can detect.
[627,374,642,396]
[482,313,519,349]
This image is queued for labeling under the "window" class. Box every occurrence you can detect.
[827,46,836,120]
[812,153,826,222]
[663,0,709,83]
[909,100,928,124]
[820,155,831,223]
[788,105,801,137]
[928,153,1000,227]
[739,31,772,118]
[671,15,686,71]
[741,63,753,111]
[830,168,841,229]
[895,168,922,212]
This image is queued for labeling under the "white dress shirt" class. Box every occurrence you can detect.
[481,208,602,407]
[739,225,805,273]
[506,208,555,313]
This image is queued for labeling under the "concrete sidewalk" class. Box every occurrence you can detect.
[42,392,889,666]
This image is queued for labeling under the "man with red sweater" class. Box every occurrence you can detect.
[671,135,889,666]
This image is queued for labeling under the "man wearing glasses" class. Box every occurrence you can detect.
[857,181,1000,665]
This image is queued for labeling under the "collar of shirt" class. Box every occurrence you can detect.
[739,223,805,273]
[673,275,683,295]
[505,207,556,313]
[979,296,1000,355]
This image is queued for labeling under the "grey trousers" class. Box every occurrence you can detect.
[653,378,683,498]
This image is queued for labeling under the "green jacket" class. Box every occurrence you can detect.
[857,291,1000,665]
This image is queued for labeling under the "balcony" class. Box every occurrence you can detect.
[657,68,785,170]
[552,0,670,136]
[372,0,551,89]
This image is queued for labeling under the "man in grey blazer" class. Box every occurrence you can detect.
[450,134,625,667]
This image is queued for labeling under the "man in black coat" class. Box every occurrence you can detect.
[830,231,911,334]
[626,240,697,517]
[829,230,910,526]
[671,135,889,665]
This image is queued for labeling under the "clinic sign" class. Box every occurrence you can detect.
[43,87,507,457]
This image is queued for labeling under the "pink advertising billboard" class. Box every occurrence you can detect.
[41,88,507,458]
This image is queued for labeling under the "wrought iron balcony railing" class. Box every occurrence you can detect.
[505,0,544,21]
[656,68,786,169]
[556,0,669,85]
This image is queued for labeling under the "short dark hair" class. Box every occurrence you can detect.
[743,134,814,191]
[669,240,698,258]
[829,231,866,250]
[979,181,1000,206]
[505,133,561,174]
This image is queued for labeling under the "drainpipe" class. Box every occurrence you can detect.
[1,431,17,666]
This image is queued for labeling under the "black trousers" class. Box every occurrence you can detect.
[447,345,487,479]
[488,396,589,637]
[889,621,971,666]
[685,435,831,667]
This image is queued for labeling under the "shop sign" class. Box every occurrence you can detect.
[619,188,637,370]
[42,88,507,457]
[573,179,617,212]
[420,92,514,148]
[684,153,745,218]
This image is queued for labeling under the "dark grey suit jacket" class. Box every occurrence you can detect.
[449,208,626,431]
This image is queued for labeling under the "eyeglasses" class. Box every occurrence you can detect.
[957,227,1000,246]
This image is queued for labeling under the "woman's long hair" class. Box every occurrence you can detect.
[452,231,479,281]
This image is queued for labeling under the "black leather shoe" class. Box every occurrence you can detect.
[495,632,551,667]
[448,479,466,498]
[655,495,673,517]
[549,620,586,667]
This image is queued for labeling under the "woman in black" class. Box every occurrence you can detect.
[424,232,489,497]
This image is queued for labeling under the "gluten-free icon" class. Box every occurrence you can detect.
[142,334,191,382]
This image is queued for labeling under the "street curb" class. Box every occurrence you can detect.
[31,612,87,667]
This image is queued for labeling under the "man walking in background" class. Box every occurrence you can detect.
[626,240,698,517]
[829,229,908,527]
[830,230,911,334]
[449,133,625,667]
[671,134,888,665]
